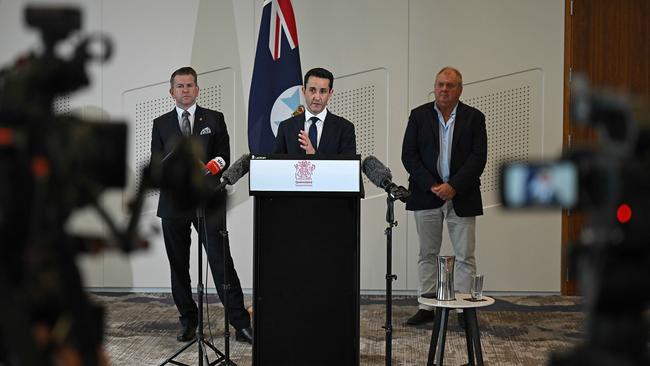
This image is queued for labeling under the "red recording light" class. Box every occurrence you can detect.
[0,128,13,146]
[616,203,632,224]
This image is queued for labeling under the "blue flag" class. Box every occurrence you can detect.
[248,0,303,154]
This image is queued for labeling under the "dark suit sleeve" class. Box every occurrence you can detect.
[447,110,487,194]
[340,120,357,155]
[401,110,438,192]
[210,111,231,168]
[151,117,164,160]
[274,121,289,153]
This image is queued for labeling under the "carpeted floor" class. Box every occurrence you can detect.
[96,293,584,365]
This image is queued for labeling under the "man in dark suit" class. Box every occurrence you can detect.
[151,67,252,343]
[401,67,487,325]
[274,67,356,155]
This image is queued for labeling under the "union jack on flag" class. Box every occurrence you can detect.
[268,0,299,60]
[248,0,303,154]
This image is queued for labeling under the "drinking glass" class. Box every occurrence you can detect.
[471,274,484,300]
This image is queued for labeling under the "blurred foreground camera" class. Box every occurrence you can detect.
[0,5,214,364]
[25,6,81,54]
[500,160,577,209]
[500,75,650,365]
[0,5,148,366]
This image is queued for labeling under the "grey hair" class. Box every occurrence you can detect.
[436,66,463,87]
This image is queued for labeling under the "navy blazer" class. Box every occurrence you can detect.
[274,111,357,155]
[401,101,487,217]
[151,106,230,218]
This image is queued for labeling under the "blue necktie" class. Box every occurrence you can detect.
[308,116,318,151]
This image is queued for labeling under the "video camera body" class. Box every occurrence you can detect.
[0,6,149,366]
[500,75,650,365]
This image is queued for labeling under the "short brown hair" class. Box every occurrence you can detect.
[170,67,198,87]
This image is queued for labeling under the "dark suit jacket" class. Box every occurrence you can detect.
[401,101,487,217]
[274,111,357,155]
[151,106,230,219]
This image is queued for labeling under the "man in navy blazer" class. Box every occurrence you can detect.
[274,67,356,155]
[401,67,487,326]
[151,67,252,343]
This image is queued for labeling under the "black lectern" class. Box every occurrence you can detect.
[249,155,361,366]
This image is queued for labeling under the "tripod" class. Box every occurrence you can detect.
[383,194,398,366]
[159,206,236,366]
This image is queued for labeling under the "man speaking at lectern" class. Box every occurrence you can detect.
[274,67,356,155]
[151,67,252,344]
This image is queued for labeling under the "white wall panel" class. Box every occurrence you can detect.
[463,69,544,206]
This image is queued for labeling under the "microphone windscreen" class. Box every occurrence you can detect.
[222,153,251,184]
[361,155,392,188]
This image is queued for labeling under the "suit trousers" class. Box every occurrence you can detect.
[414,201,476,310]
[161,212,251,330]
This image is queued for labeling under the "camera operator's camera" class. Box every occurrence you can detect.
[0,5,152,366]
[501,160,577,209]
[500,74,650,366]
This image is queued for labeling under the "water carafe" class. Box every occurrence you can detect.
[436,256,456,301]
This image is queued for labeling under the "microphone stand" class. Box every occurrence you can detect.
[159,205,234,366]
[383,193,398,366]
[218,229,236,365]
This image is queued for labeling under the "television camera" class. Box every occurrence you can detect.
[501,75,650,365]
[0,5,211,366]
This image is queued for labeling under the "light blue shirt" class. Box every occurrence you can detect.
[433,102,458,182]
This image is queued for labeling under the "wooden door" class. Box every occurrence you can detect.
[562,0,650,294]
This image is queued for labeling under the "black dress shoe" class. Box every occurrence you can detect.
[176,325,196,342]
[235,327,253,344]
[406,309,435,325]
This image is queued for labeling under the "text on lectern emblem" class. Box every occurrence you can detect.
[295,160,316,186]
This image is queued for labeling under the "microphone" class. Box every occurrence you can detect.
[215,153,251,191]
[204,156,226,176]
[361,155,410,202]
[292,105,305,116]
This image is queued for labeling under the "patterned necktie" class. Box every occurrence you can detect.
[308,116,318,151]
[181,110,191,136]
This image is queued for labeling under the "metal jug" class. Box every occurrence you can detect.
[436,256,456,301]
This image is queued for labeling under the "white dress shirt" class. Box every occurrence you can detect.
[303,108,328,148]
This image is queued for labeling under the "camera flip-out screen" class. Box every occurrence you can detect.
[501,161,578,209]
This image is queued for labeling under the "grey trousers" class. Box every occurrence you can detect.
[414,201,476,310]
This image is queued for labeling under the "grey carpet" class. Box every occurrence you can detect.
[97,293,583,365]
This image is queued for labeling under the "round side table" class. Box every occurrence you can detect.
[418,294,495,366]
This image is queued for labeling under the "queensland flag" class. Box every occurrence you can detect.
[248,0,303,154]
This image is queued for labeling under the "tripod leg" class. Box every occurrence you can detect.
[199,340,213,366]
[158,338,197,366]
